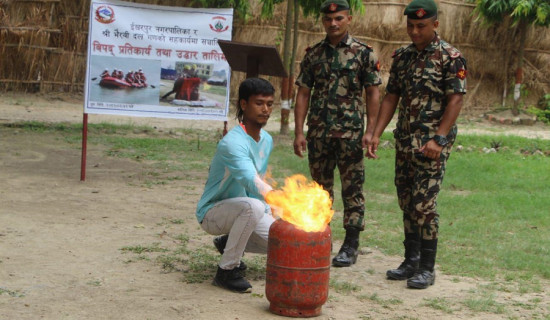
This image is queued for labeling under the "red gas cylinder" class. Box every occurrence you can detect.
[265,219,331,317]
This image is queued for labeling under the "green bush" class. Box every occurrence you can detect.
[527,93,550,123]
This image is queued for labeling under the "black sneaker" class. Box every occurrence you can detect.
[213,235,247,271]
[212,266,252,293]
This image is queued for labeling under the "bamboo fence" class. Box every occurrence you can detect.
[1,0,549,112]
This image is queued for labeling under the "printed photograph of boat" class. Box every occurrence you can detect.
[88,56,160,105]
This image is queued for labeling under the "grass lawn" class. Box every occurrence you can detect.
[7,121,550,283]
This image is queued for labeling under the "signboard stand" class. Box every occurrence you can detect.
[217,40,287,136]
[217,40,288,79]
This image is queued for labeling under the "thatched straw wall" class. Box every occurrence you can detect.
[234,0,550,113]
[1,0,549,113]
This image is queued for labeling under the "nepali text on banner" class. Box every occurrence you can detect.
[84,0,233,121]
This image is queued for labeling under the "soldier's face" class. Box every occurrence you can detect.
[240,94,274,127]
[322,11,352,43]
[407,17,439,51]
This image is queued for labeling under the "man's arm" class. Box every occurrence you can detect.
[366,93,400,159]
[362,85,381,149]
[419,93,463,160]
[219,140,273,199]
[293,86,311,158]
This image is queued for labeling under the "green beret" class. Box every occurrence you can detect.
[320,0,350,13]
[404,0,437,19]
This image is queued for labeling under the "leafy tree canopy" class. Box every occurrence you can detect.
[473,0,550,26]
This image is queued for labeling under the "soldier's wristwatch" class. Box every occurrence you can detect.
[433,135,448,147]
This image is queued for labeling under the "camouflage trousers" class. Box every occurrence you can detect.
[395,136,452,240]
[307,137,365,231]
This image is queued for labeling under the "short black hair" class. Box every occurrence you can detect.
[236,77,275,122]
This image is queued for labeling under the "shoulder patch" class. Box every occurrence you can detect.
[392,46,406,58]
[456,68,467,80]
[353,38,373,50]
[441,41,462,59]
[306,41,323,53]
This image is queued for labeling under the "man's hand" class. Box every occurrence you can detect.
[366,135,380,159]
[362,132,372,150]
[293,133,307,158]
[419,139,443,160]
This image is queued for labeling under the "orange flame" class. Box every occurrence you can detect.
[265,174,334,232]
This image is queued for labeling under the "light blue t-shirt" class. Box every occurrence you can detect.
[196,125,273,223]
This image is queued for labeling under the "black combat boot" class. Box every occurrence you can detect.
[212,266,252,293]
[213,235,247,271]
[332,227,360,267]
[386,236,421,280]
[407,239,437,289]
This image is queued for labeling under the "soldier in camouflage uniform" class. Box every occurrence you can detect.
[367,0,467,289]
[294,0,381,267]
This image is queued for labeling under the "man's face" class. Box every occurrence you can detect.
[240,94,274,127]
[406,17,438,51]
[322,10,352,43]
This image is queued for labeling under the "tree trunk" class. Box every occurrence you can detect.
[280,0,299,132]
[512,20,528,116]
[290,0,299,81]
[501,20,513,108]
[280,0,294,135]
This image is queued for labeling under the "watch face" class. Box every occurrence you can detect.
[435,135,448,146]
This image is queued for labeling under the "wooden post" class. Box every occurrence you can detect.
[80,113,88,181]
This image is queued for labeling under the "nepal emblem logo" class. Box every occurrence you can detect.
[95,5,115,24]
[415,8,426,18]
[209,16,229,33]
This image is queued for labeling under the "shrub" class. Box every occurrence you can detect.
[527,94,550,124]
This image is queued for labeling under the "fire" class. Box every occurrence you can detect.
[265,174,334,232]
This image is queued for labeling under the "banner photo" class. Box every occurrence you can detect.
[84,0,233,121]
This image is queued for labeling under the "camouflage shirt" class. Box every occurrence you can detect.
[386,33,467,151]
[296,34,382,139]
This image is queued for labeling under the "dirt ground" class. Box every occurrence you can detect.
[0,93,549,320]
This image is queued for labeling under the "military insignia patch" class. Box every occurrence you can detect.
[376,61,380,71]
[456,69,467,80]
[416,8,426,18]
[329,3,337,12]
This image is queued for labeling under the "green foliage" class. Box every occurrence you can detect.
[329,278,361,293]
[512,0,550,26]
[0,287,25,298]
[472,0,514,24]
[422,297,455,314]
[182,247,219,283]
[359,293,403,308]
[259,0,285,18]
[527,93,550,123]
[463,290,507,314]
[120,243,169,254]
[473,0,550,26]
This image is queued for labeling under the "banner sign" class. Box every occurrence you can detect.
[84,0,233,121]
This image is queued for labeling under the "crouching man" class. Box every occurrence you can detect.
[195,78,276,293]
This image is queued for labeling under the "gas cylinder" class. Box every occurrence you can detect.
[265,219,331,317]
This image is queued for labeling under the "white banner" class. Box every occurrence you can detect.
[84,0,233,121]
